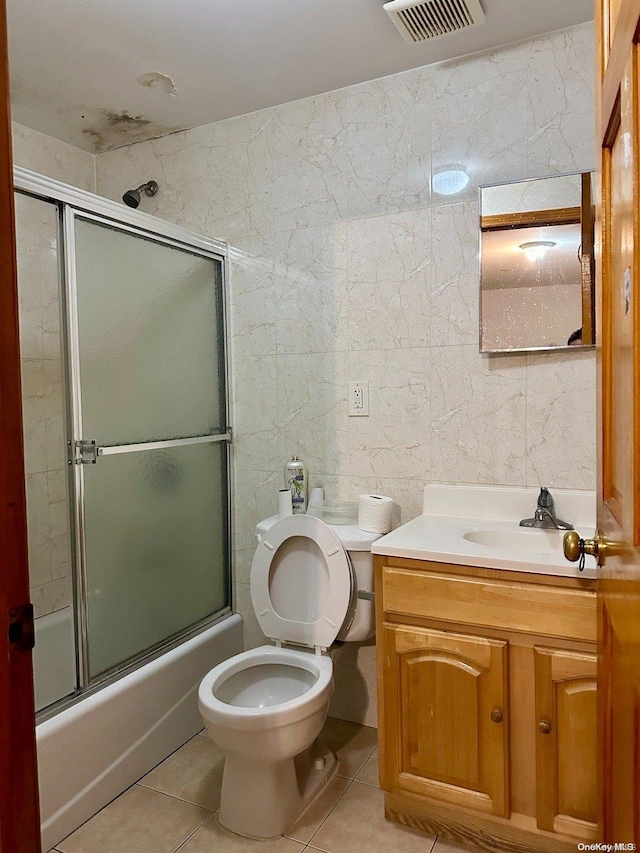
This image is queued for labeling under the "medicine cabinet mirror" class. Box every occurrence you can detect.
[479,172,595,354]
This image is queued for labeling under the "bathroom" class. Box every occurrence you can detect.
[4,0,636,850]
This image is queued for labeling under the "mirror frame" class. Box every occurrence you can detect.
[478,170,596,355]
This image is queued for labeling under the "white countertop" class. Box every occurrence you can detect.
[372,485,597,579]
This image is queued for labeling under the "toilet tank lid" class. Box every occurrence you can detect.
[255,515,383,551]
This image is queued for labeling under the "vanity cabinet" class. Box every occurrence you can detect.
[376,556,598,853]
[381,624,509,816]
[534,647,598,838]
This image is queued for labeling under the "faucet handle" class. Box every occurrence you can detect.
[538,487,554,509]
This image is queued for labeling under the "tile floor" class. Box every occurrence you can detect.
[51,717,474,853]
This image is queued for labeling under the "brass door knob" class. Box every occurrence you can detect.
[563,530,606,565]
[490,708,503,724]
[539,719,552,735]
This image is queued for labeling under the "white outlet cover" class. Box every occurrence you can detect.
[349,381,369,416]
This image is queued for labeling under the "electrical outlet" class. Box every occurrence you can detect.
[348,381,369,416]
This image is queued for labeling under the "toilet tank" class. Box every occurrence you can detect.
[334,524,381,643]
[254,516,381,644]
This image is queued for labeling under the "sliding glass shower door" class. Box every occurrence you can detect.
[67,212,230,680]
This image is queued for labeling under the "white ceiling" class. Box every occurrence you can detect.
[7,0,593,153]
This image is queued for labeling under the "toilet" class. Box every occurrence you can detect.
[198,512,381,838]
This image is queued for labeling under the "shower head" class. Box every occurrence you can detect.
[122,180,158,209]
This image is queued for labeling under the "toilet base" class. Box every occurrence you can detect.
[219,746,338,839]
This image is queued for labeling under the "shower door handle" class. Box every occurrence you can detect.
[75,432,232,463]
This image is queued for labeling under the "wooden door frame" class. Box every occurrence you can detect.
[0,0,42,849]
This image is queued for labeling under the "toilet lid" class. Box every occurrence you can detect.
[250,515,353,650]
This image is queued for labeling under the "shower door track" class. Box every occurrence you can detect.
[13,168,236,719]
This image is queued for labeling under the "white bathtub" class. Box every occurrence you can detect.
[36,613,243,852]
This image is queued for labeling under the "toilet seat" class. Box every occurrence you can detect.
[250,515,353,651]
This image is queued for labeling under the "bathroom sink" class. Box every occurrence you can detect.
[463,528,565,555]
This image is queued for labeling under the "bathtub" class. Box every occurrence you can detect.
[36,613,243,852]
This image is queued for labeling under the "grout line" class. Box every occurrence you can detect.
[301,776,354,849]
[171,810,215,852]
[134,780,216,813]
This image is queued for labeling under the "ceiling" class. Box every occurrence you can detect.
[7,0,593,153]
[482,224,582,290]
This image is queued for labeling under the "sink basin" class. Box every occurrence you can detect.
[463,528,566,555]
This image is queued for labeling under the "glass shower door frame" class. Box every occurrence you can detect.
[62,205,233,692]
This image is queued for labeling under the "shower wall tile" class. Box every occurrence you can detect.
[525,350,597,490]
[430,41,530,206]
[273,223,349,354]
[228,233,277,357]
[526,26,597,176]
[232,355,279,472]
[14,169,82,618]
[347,348,431,481]
[276,352,349,477]
[260,91,349,232]
[94,22,597,726]
[347,209,431,351]
[12,121,96,192]
[430,202,479,347]
[345,68,433,220]
[430,346,527,486]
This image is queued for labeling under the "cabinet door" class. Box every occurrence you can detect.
[381,624,509,817]
[534,647,598,840]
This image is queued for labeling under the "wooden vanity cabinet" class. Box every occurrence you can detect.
[375,555,598,853]
[534,647,598,839]
[381,623,509,816]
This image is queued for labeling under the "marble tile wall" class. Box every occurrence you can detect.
[12,121,96,192]
[12,123,95,617]
[94,23,597,726]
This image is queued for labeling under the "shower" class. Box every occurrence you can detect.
[122,180,158,208]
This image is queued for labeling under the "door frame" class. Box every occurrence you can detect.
[0,0,42,849]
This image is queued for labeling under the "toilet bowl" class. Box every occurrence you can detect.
[198,513,381,838]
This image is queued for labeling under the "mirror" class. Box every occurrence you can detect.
[479,172,595,353]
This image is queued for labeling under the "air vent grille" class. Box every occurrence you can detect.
[383,0,486,44]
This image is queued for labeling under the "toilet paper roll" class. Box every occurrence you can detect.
[278,488,293,518]
[308,487,324,508]
[358,494,394,535]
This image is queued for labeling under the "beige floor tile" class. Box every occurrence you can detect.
[309,781,435,853]
[354,748,379,788]
[285,775,351,844]
[314,716,378,779]
[57,785,210,853]
[177,813,305,852]
[138,733,225,810]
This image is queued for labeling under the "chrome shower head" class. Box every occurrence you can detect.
[122,180,158,209]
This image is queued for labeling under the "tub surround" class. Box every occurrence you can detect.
[12,121,96,192]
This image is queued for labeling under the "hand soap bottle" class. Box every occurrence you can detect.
[284,456,307,514]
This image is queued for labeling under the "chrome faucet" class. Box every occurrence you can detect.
[519,487,574,530]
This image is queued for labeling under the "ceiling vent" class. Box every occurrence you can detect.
[383,0,486,44]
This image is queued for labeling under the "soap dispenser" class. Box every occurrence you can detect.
[284,456,307,514]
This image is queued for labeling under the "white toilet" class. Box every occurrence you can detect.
[198,512,381,838]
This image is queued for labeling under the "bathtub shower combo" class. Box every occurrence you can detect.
[14,168,242,851]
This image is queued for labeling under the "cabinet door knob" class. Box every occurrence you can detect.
[539,719,552,735]
[490,708,503,723]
